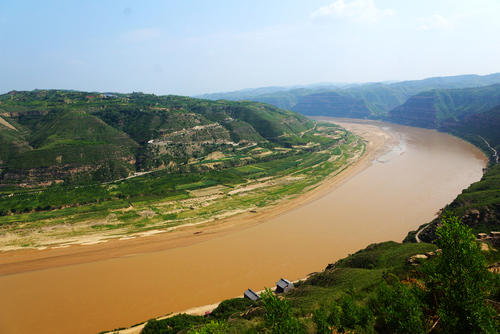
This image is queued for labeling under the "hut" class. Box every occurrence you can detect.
[275,278,294,293]
[477,233,488,240]
[244,288,260,301]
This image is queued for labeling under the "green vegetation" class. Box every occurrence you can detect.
[142,314,206,334]
[187,321,228,334]
[261,288,304,334]
[389,84,500,128]
[0,89,313,186]
[0,115,364,249]
[199,73,500,118]
[441,105,500,163]
[136,215,499,333]
[425,215,497,333]
[372,280,424,333]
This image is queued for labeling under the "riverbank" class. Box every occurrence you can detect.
[111,241,441,334]
[101,119,400,334]
[0,120,486,334]
[0,121,385,276]
[0,123,364,252]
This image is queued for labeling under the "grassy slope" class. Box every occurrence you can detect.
[0,120,31,161]
[8,110,138,169]
[441,105,500,160]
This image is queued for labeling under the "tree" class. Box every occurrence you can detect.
[372,280,425,334]
[312,294,374,334]
[426,214,497,333]
[312,308,331,334]
[260,288,304,334]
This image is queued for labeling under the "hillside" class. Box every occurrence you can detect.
[198,73,500,117]
[116,221,499,334]
[0,90,313,187]
[441,105,500,162]
[389,84,500,128]
[291,92,373,118]
[405,105,500,243]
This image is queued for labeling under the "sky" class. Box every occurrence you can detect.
[1,0,500,96]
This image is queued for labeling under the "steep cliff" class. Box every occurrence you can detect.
[389,84,500,128]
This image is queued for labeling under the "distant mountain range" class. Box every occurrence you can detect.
[198,73,500,119]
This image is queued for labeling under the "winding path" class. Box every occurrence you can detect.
[415,223,430,243]
[479,135,499,164]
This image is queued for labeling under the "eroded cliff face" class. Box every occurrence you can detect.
[389,84,500,129]
[1,158,136,187]
[292,92,372,118]
[389,93,439,128]
[418,207,500,243]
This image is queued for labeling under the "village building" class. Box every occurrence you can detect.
[275,278,294,293]
[244,288,260,301]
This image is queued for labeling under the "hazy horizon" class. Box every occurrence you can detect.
[2,0,500,96]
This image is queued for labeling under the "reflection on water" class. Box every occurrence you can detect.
[0,121,487,334]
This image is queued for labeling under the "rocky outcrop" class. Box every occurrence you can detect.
[416,207,500,243]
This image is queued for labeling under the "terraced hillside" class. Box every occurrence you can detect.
[0,90,313,187]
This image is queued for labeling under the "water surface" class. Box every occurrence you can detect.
[0,121,486,334]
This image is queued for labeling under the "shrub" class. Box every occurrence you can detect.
[260,288,305,334]
[425,214,498,333]
[372,280,425,333]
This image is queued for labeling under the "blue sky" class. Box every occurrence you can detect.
[1,0,500,95]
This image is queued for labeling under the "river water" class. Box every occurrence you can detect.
[0,120,487,334]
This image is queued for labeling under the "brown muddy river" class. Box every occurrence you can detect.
[0,120,487,334]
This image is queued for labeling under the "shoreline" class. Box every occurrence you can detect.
[0,119,487,334]
[107,276,311,334]
[105,118,487,334]
[0,120,395,276]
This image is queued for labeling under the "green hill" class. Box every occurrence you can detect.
[439,105,500,165]
[0,90,313,187]
[198,73,500,117]
[389,84,500,128]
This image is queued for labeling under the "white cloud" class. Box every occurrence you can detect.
[418,14,453,31]
[120,28,161,43]
[310,0,395,23]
